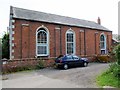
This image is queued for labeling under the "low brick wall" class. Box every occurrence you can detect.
[2,58,55,74]
[2,55,112,73]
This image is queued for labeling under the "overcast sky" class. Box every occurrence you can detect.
[0,0,119,37]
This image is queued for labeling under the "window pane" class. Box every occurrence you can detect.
[66,31,74,54]
[100,35,105,49]
[37,46,47,54]
[100,42,105,49]
[37,30,47,44]
[67,33,73,42]
[100,35,104,41]
[101,50,105,54]
[37,29,48,55]
[67,43,73,54]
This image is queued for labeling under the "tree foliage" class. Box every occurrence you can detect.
[118,35,120,41]
[2,33,9,59]
[114,44,120,65]
[109,44,120,78]
[117,45,120,65]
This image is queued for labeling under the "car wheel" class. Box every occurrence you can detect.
[63,64,68,70]
[83,62,88,67]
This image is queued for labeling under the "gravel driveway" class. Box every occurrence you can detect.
[2,63,109,88]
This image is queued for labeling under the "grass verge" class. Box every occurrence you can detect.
[96,70,119,88]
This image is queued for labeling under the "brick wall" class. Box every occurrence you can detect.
[12,19,112,59]
[2,58,55,73]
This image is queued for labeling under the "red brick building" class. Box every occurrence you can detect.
[9,6,112,59]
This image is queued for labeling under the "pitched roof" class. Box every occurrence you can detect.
[10,6,111,31]
[112,34,120,42]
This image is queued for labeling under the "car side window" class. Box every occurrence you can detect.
[67,56,73,61]
[73,56,79,60]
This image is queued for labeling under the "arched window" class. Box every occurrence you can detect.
[36,28,49,56]
[66,30,75,55]
[100,34,106,54]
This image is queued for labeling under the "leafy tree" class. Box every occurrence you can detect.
[116,44,120,65]
[0,38,2,59]
[2,32,9,59]
[118,35,120,41]
[108,44,120,76]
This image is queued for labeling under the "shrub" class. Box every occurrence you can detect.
[116,44,120,65]
[108,44,120,78]
[110,44,120,62]
[115,44,120,78]
[36,60,45,69]
[108,63,120,77]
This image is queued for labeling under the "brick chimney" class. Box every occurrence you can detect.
[97,17,101,25]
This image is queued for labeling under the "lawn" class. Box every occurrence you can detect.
[96,43,120,88]
[96,70,119,88]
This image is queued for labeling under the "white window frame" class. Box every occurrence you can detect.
[66,29,76,55]
[36,25,49,56]
[100,33,107,54]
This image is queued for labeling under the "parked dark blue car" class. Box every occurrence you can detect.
[55,55,89,69]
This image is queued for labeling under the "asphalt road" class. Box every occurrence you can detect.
[2,62,109,88]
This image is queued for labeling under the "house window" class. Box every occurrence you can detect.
[37,28,49,56]
[100,34,106,54]
[66,30,75,55]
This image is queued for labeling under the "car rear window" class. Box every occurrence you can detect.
[57,57,63,60]
[56,55,64,60]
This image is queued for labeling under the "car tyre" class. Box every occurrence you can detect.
[83,62,88,67]
[63,64,68,70]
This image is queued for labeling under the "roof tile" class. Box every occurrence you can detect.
[11,6,110,31]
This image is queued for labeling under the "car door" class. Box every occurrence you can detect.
[66,56,74,67]
[72,56,80,67]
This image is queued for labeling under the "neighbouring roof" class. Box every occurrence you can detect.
[112,34,120,42]
[10,6,111,31]
[112,38,119,42]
